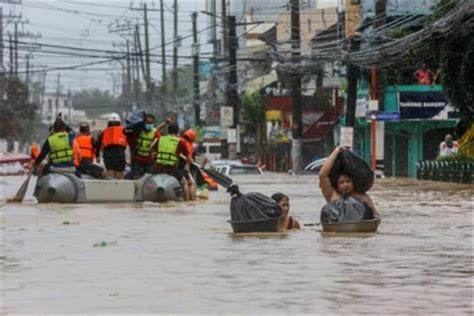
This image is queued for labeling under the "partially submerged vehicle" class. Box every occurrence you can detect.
[34,173,182,203]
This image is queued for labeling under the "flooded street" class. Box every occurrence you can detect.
[1,173,473,314]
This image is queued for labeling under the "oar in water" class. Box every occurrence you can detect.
[7,167,35,203]
[186,159,234,189]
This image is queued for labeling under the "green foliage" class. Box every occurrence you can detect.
[435,154,474,162]
[241,91,267,148]
[154,65,194,101]
[384,0,473,127]
[0,77,39,142]
[440,16,474,126]
[241,91,266,131]
[72,89,118,117]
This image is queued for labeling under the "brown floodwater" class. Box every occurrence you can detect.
[1,174,473,314]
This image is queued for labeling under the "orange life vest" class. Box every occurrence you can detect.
[75,134,95,160]
[31,143,40,159]
[182,137,193,156]
[102,126,126,148]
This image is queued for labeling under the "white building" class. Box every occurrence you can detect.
[40,93,73,125]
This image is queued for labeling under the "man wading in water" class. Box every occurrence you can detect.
[319,146,380,218]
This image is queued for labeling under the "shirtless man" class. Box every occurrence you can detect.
[319,146,380,218]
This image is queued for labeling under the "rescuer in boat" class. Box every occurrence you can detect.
[34,119,80,176]
[180,129,198,201]
[319,146,380,219]
[127,114,169,179]
[95,113,127,179]
[74,122,104,179]
[151,123,194,201]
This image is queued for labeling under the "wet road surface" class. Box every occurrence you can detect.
[1,174,472,314]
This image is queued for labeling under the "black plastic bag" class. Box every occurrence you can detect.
[320,195,375,223]
[229,186,282,221]
[125,110,145,133]
[329,150,374,192]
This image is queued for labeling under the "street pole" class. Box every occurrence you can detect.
[290,0,303,172]
[160,0,167,93]
[220,2,229,159]
[25,54,29,92]
[345,36,360,128]
[143,3,151,95]
[371,0,386,174]
[126,40,132,113]
[14,22,18,77]
[9,34,13,77]
[0,7,5,98]
[173,0,178,97]
[221,0,227,58]
[370,66,377,171]
[192,12,201,126]
[134,25,146,85]
[56,73,60,118]
[228,15,240,158]
[210,0,218,61]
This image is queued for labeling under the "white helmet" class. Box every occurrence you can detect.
[109,113,121,122]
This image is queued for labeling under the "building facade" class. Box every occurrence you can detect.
[40,93,73,125]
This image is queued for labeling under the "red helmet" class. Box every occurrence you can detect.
[183,129,197,142]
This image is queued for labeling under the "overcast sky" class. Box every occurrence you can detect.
[2,0,212,94]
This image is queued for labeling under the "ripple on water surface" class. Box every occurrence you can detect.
[1,174,473,314]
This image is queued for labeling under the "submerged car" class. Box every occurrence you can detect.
[216,164,263,176]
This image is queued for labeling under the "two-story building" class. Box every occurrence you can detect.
[40,93,73,125]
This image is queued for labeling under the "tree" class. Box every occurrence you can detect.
[384,0,473,132]
[72,89,118,117]
[440,13,474,130]
[0,77,38,143]
[241,91,267,149]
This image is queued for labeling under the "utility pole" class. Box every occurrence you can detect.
[345,36,360,128]
[227,15,240,158]
[56,73,60,117]
[126,40,132,113]
[192,12,201,126]
[160,0,167,93]
[9,34,13,76]
[144,3,151,95]
[370,0,386,174]
[25,54,29,91]
[14,22,18,77]
[0,7,5,98]
[221,0,227,58]
[210,0,218,61]
[172,0,178,96]
[290,0,303,172]
[40,71,47,120]
[134,25,146,84]
[220,0,229,159]
[132,30,141,108]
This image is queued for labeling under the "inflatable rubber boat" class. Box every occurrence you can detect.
[34,173,182,203]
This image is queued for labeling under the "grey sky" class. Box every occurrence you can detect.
[2,0,211,94]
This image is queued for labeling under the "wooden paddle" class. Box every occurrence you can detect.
[7,167,35,203]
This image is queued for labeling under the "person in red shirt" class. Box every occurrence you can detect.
[151,123,194,201]
[95,113,127,179]
[271,193,301,231]
[414,64,434,85]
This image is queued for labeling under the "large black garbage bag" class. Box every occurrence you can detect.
[229,186,282,221]
[125,110,145,133]
[329,150,374,192]
[320,195,374,223]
